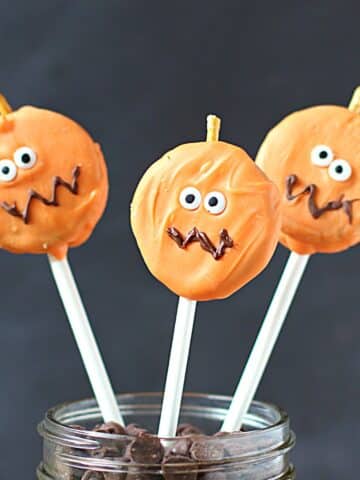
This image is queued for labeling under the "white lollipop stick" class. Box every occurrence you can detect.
[49,254,123,424]
[158,115,221,437]
[158,297,197,437]
[221,252,309,432]
[221,87,360,433]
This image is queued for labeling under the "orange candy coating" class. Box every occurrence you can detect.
[131,141,281,301]
[256,105,360,255]
[0,106,108,259]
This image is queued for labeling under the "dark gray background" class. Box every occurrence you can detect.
[0,1,359,478]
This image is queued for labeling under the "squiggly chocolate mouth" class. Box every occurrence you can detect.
[167,226,233,260]
[286,174,358,224]
[0,166,80,224]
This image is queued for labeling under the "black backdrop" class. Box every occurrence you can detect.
[0,1,359,478]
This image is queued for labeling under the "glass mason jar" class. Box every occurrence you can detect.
[37,393,295,480]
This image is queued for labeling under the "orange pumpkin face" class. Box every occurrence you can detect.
[256,105,360,254]
[0,106,108,259]
[131,141,281,301]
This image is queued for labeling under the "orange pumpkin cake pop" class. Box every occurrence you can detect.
[0,95,121,423]
[0,100,108,259]
[256,95,360,255]
[131,120,281,301]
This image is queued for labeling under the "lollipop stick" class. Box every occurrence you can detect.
[158,115,221,437]
[158,297,197,437]
[221,252,309,432]
[48,254,123,424]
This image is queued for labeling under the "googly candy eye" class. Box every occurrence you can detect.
[14,146,37,169]
[328,159,352,182]
[204,191,227,215]
[179,187,202,210]
[311,145,334,167]
[0,160,17,182]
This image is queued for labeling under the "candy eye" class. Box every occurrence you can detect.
[204,191,227,215]
[0,160,17,182]
[14,146,37,169]
[328,159,352,182]
[311,145,334,167]
[179,187,202,210]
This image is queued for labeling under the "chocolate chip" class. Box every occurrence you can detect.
[94,422,127,435]
[129,434,164,464]
[190,439,224,462]
[162,455,198,480]
[165,438,193,459]
[176,424,204,437]
[126,424,149,437]
[92,446,126,459]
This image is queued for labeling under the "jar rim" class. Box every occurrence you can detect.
[38,392,289,441]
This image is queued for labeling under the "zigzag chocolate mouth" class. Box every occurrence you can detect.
[286,174,358,224]
[0,166,80,224]
[167,226,233,260]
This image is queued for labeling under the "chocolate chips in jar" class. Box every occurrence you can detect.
[92,422,128,460]
[164,437,193,459]
[126,424,150,437]
[94,422,127,435]
[176,424,204,437]
[123,433,163,480]
[190,438,224,463]
[128,434,164,464]
[71,421,231,480]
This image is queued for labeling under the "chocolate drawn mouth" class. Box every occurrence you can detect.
[167,226,233,260]
[0,166,80,224]
[286,174,358,224]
